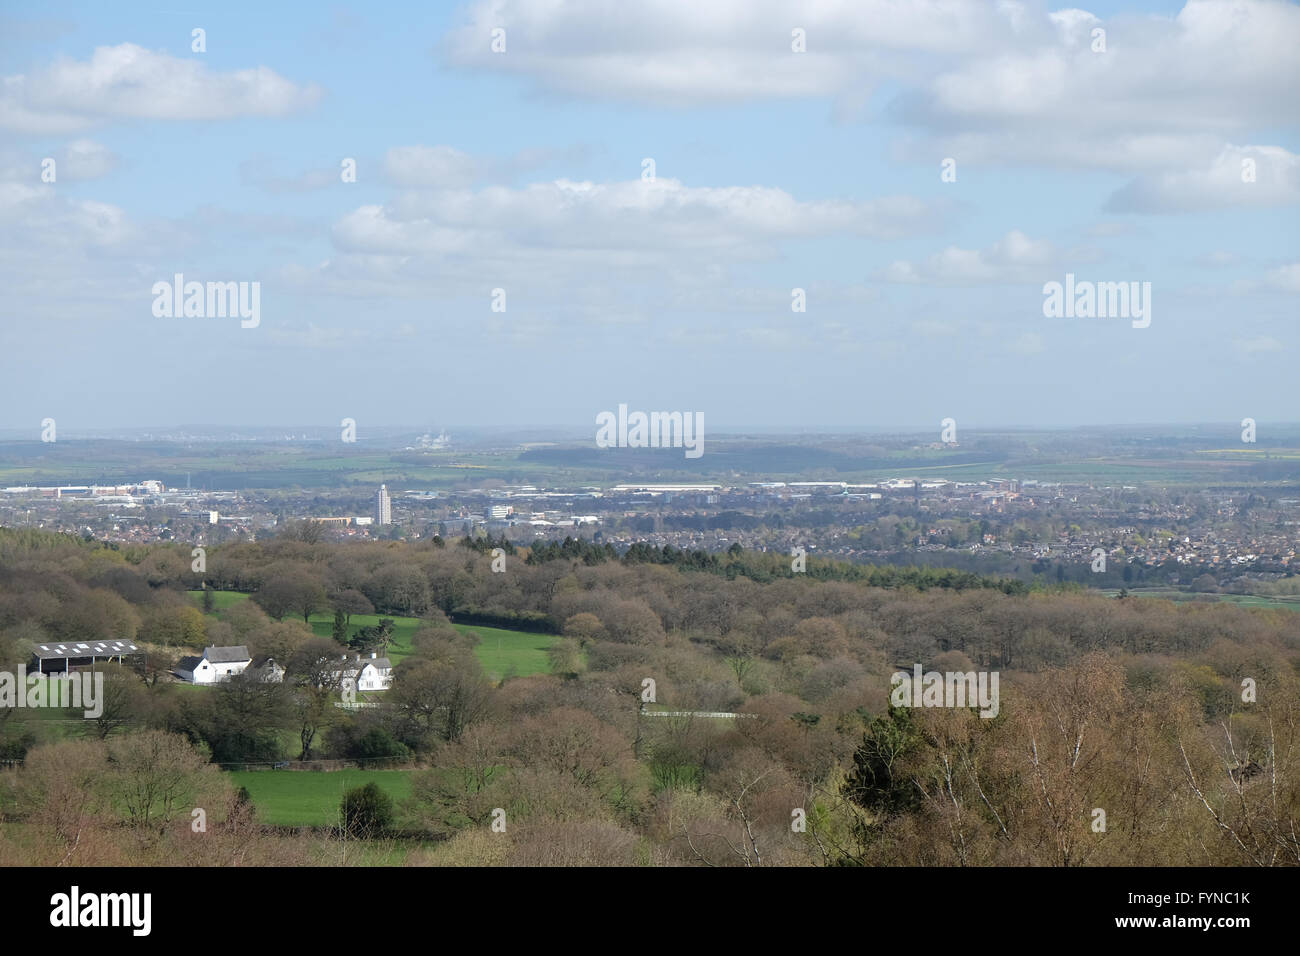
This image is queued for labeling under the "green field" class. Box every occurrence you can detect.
[0,440,609,490]
[3,675,90,722]
[228,769,417,826]
[462,625,555,680]
[303,611,425,664]
[1098,588,1300,611]
[9,429,1300,489]
[308,612,556,679]
[194,590,250,611]
[191,591,557,678]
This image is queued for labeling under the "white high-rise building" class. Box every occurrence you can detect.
[374,484,392,525]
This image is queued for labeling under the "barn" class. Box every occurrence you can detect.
[30,640,142,675]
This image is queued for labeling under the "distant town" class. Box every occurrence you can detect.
[5,468,1296,591]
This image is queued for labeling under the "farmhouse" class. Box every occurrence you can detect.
[328,652,393,691]
[250,658,286,684]
[174,645,252,684]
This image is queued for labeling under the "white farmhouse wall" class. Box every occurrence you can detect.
[190,658,250,684]
[357,663,392,691]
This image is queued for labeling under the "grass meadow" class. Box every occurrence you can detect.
[189,590,557,677]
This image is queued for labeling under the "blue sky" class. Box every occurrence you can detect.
[0,0,1296,432]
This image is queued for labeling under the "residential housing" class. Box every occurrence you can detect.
[328,652,393,692]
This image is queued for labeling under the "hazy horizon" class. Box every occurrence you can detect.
[3,419,1299,440]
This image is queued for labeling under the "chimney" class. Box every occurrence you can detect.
[371,652,377,659]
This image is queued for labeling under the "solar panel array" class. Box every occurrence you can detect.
[32,640,140,659]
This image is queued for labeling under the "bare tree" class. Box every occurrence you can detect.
[108,730,227,830]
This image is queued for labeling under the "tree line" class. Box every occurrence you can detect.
[0,526,1296,866]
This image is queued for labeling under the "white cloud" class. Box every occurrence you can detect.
[56,139,118,180]
[0,43,321,132]
[1228,261,1300,295]
[443,0,1300,209]
[877,230,1059,285]
[384,146,479,188]
[1264,262,1300,293]
[332,177,942,262]
[915,1,1298,135]
[1106,145,1300,213]
[0,182,144,251]
[284,174,946,310]
[0,180,192,313]
[1047,8,1102,44]
[896,3,1299,211]
[448,1,1297,127]
[443,0,1025,106]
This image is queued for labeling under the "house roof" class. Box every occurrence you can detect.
[175,655,203,673]
[329,656,392,679]
[32,640,140,660]
[204,645,251,663]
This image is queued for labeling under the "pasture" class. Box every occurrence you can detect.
[190,591,557,677]
[1099,588,1300,611]
[227,768,417,827]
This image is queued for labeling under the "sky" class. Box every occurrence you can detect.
[0,0,1296,433]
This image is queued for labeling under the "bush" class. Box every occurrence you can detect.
[0,730,36,762]
[352,728,412,762]
[325,722,412,763]
[341,782,394,836]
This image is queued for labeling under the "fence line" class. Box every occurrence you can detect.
[217,755,420,771]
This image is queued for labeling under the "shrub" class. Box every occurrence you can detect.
[341,782,394,836]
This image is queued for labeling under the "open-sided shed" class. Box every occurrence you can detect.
[30,640,142,674]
